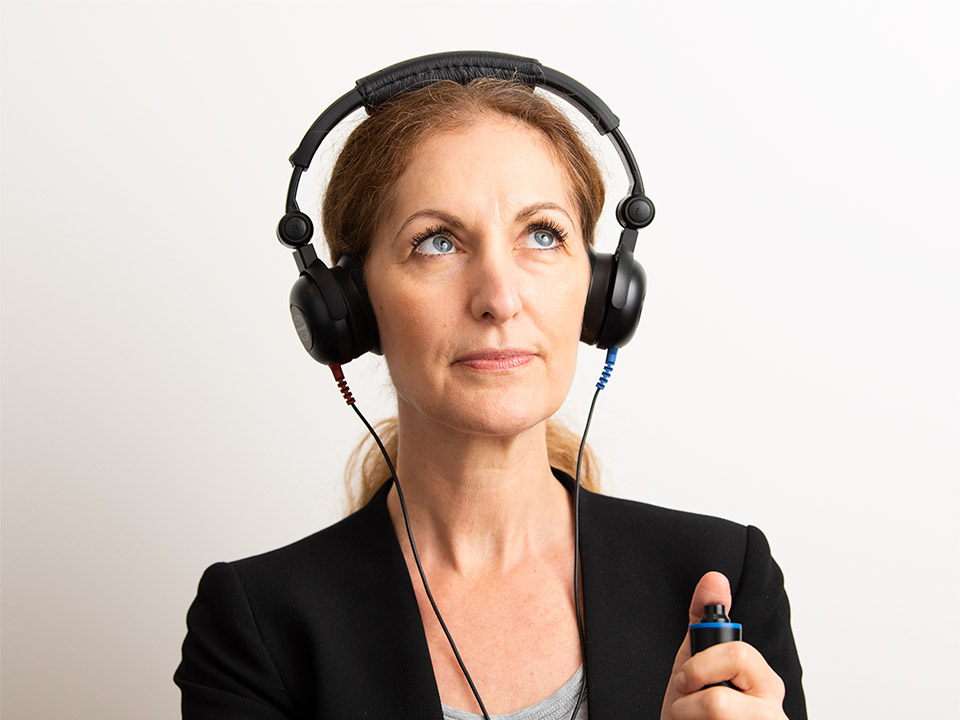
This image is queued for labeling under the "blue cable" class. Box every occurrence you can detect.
[596,347,618,390]
[570,346,619,718]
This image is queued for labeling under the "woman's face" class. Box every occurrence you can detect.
[364,116,592,437]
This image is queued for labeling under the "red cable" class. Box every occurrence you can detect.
[329,363,355,406]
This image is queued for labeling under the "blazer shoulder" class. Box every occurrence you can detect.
[226,481,394,590]
[584,489,749,552]
[580,489,785,602]
[175,481,438,717]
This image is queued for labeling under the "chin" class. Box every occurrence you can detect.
[394,363,576,438]
[437,387,563,438]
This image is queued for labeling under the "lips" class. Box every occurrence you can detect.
[453,348,536,371]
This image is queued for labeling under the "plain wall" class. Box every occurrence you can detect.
[2,0,957,717]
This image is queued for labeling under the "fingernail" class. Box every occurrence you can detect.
[675,670,687,692]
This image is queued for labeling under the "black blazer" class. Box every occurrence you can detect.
[175,472,806,718]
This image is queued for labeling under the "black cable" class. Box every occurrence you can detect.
[569,384,602,719]
[348,401,492,720]
[333,354,615,720]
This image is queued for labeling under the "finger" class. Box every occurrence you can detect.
[669,685,774,720]
[677,641,786,701]
[670,571,734,676]
[687,571,732,626]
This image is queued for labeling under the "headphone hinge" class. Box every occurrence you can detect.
[293,244,318,274]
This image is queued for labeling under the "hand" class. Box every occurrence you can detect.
[659,572,787,720]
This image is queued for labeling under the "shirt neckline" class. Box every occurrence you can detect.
[440,664,585,720]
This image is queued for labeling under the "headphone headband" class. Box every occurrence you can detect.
[284,51,648,221]
[356,52,545,111]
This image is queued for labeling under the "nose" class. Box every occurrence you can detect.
[468,244,523,323]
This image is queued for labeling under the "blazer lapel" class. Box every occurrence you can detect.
[355,480,445,719]
[565,472,678,719]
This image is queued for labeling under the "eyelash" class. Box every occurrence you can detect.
[409,218,570,253]
[529,218,570,248]
[409,224,450,251]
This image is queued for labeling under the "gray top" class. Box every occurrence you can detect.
[441,666,588,720]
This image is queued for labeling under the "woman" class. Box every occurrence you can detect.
[175,61,805,720]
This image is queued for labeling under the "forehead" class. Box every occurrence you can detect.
[389,117,576,217]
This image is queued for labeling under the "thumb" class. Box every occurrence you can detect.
[671,571,733,674]
[687,571,732,627]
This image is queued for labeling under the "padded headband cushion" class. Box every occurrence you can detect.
[356,51,543,111]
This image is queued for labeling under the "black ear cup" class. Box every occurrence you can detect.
[288,255,380,365]
[599,254,646,349]
[581,250,614,346]
[581,248,646,349]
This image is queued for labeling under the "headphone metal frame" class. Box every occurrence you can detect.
[278,51,655,363]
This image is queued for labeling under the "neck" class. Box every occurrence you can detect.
[386,400,573,575]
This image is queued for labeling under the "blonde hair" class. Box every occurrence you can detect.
[321,78,606,512]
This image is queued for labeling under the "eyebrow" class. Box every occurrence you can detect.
[392,202,575,244]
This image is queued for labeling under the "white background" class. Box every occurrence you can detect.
[2,0,957,717]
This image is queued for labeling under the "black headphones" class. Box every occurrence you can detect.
[277,51,654,366]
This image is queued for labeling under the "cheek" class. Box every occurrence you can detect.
[534,271,589,389]
[544,263,590,340]
[373,283,452,383]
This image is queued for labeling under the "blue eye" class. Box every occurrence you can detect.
[532,230,557,248]
[413,232,456,255]
[523,227,562,250]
